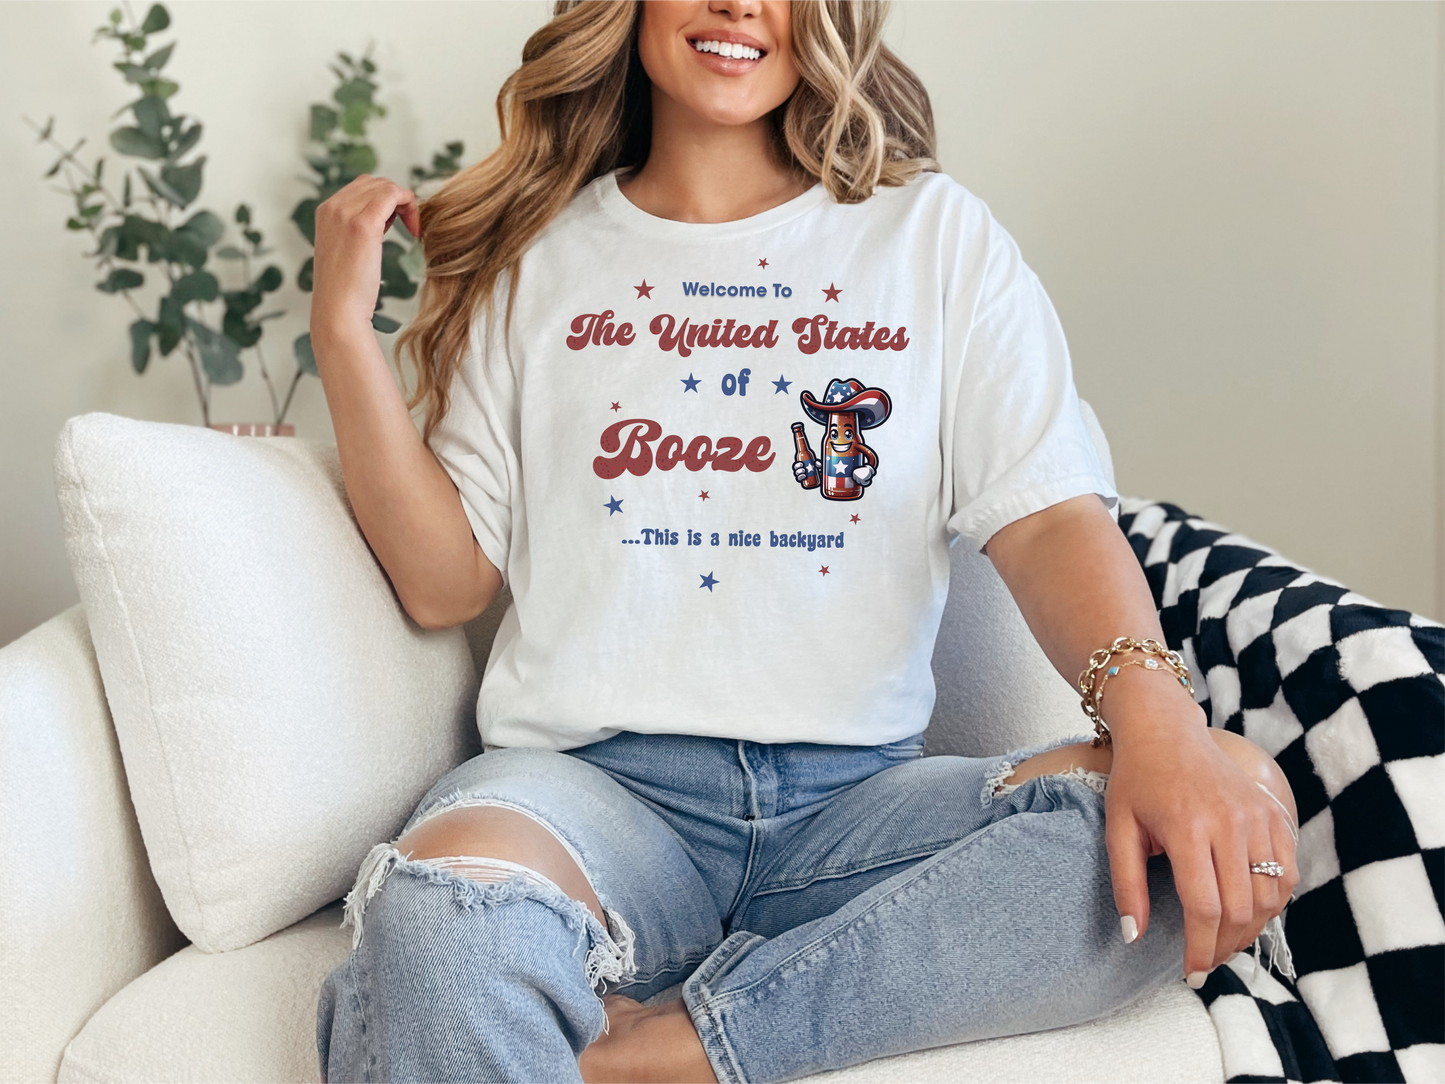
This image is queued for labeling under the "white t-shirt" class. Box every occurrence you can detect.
[429,168,1116,751]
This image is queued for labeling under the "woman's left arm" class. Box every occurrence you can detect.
[984,493,1300,984]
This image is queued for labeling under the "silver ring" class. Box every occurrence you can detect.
[1250,861,1285,878]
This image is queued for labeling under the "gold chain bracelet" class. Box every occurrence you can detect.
[1077,637,1194,748]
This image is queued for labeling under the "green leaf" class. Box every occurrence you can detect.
[297,256,314,292]
[378,239,418,301]
[97,267,144,293]
[185,316,243,384]
[102,214,163,261]
[156,294,184,353]
[163,227,207,267]
[140,4,170,34]
[221,304,262,348]
[171,121,201,158]
[216,244,245,259]
[360,57,375,74]
[309,104,339,142]
[122,172,132,207]
[334,77,375,109]
[337,142,377,176]
[128,318,154,372]
[178,208,224,247]
[160,157,204,207]
[114,62,153,84]
[137,166,186,211]
[170,269,218,304]
[44,157,62,178]
[293,332,318,376]
[234,203,251,226]
[109,8,122,25]
[110,126,166,159]
[371,312,401,334]
[398,240,426,282]
[142,41,174,70]
[291,197,319,246]
[131,95,170,137]
[256,264,283,292]
[340,100,373,138]
[147,79,179,99]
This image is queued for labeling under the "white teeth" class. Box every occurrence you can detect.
[692,39,762,60]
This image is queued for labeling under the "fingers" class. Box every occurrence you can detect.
[320,175,420,239]
[1105,809,1151,943]
[1172,841,1222,985]
[1234,824,1282,957]
[1212,810,1258,967]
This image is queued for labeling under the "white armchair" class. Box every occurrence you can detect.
[1,411,1230,1084]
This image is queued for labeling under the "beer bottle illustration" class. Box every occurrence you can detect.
[791,422,820,489]
[793,378,892,501]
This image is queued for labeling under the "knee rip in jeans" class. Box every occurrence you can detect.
[982,760,1110,806]
[340,803,638,997]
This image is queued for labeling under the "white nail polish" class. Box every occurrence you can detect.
[1186,970,1208,989]
[1120,915,1139,944]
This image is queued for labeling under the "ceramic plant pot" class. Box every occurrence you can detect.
[208,423,295,437]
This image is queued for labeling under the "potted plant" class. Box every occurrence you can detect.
[30,6,466,436]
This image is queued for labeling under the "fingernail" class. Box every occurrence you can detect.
[1186,970,1209,989]
[1119,915,1139,944]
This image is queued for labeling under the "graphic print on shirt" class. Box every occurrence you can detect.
[793,378,892,501]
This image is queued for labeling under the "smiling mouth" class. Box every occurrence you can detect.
[831,441,849,453]
[690,38,765,61]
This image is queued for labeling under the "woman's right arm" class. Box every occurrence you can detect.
[310,174,502,629]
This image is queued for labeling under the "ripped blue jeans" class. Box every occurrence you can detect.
[316,730,1187,1083]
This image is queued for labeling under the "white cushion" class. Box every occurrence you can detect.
[0,607,184,1083]
[60,904,1220,1084]
[54,414,479,953]
[926,400,1115,756]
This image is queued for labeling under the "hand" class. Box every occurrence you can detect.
[851,464,874,485]
[311,174,421,344]
[1102,678,1300,985]
[793,459,821,484]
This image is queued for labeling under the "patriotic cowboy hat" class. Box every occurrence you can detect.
[800,377,892,428]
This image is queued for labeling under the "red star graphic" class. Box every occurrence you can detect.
[610,401,621,412]
[634,280,654,299]
[698,490,710,501]
[822,282,842,302]
[849,513,860,524]
[819,565,830,576]
[758,258,769,269]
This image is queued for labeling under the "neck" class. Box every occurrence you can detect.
[618,89,810,223]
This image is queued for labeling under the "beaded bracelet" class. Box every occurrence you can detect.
[1077,637,1194,747]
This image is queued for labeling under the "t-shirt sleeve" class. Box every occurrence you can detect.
[944,207,1118,551]
[426,303,520,583]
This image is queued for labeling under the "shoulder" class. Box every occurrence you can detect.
[859,170,989,223]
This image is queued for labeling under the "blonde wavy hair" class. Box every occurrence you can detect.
[399,0,937,439]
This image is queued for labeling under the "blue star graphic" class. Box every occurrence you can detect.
[699,572,719,591]
[604,495,624,515]
[681,373,701,392]
[772,374,791,394]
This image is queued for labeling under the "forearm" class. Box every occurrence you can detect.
[984,494,1205,743]
[311,324,500,629]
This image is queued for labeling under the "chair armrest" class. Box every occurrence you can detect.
[0,606,184,1084]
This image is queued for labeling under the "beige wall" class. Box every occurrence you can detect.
[2,1,1441,647]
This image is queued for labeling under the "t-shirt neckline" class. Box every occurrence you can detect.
[593,167,830,240]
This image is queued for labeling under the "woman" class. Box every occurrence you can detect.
[310,2,1300,1081]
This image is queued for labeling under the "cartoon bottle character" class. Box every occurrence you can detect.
[793,377,892,501]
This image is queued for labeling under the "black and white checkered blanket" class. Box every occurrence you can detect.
[1119,499,1444,1084]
